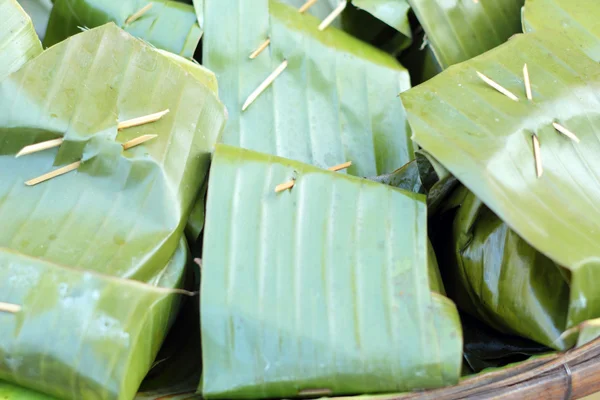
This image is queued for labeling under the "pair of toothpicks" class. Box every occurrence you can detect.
[21,110,168,186]
[0,302,21,314]
[477,66,581,179]
[274,161,352,193]
[243,0,346,111]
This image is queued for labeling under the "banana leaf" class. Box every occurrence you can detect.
[353,0,411,39]
[44,0,202,58]
[203,0,413,177]
[436,186,570,349]
[341,2,411,55]
[200,144,462,398]
[0,243,191,400]
[278,0,340,22]
[408,0,524,69]
[401,29,600,339]
[1,0,42,81]
[15,0,52,40]
[1,23,225,281]
[0,23,225,398]
[522,0,600,62]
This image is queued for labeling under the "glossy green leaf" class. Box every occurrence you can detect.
[353,0,411,38]
[44,0,202,58]
[204,0,413,177]
[0,0,42,81]
[0,23,225,397]
[437,186,570,349]
[522,0,600,62]
[1,23,225,281]
[408,0,524,68]
[200,144,462,398]
[0,244,190,400]
[402,29,600,332]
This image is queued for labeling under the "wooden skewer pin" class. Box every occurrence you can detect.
[552,122,581,143]
[125,3,153,25]
[298,0,319,13]
[523,64,533,101]
[532,134,543,178]
[275,179,295,193]
[249,38,271,59]
[0,302,21,314]
[299,389,332,397]
[16,138,63,158]
[275,161,351,193]
[476,71,519,102]
[118,109,169,130]
[319,1,346,31]
[242,60,288,111]
[122,134,158,150]
[25,161,81,186]
[328,161,352,172]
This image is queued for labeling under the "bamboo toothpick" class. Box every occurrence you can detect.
[532,134,543,178]
[16,138,64,158]
[298,0,318,13]
[552,122,581,143]
[328,161,352,172]
[476,71,519,102]
[0,302,21,314]
[25,161,81,186]
[125,3,153,25]
[249,38,271,59]
[523,64,533,101]
[122,134,158,150]
[319,1,346,31]
[242,60,288,111]
[275,179,295,193]
[118,109,169,130]
[299,389,332,397]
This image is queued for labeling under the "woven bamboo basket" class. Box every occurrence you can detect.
[364,337,600,400]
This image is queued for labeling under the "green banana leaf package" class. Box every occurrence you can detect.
[204,0,413,178]
[401,14,600,351]
[200,144,463,398]
[44,0,202,57]
[0,17,226,399]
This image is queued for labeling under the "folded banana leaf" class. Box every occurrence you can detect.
[408,0,524,69]
[200,144,462,398]
[436,186,570,349]
[341,2,411,55]
[352,0,411,39]
[0,22,225,398]
[0,243,190,400]
[203,0,413,177]
[1,0,42,81]
[44,0,202,57]
[1,23,225,281]
[522,0,600,62]
[401,29,600,342]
